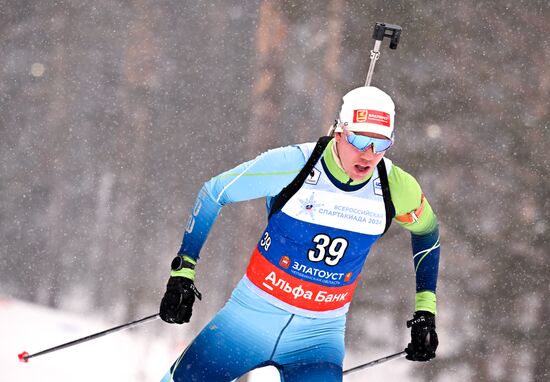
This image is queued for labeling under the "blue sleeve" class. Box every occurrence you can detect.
[177,145,308,260]
[411,225,440,293]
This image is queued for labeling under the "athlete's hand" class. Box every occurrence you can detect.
[159,277,202,324]
[405,311,438,361]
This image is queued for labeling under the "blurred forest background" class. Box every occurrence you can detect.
[1,1,549,381]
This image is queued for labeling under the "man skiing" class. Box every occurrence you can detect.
[159,86,440,382]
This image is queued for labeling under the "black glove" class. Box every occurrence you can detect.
[405,311,438,361]
[159,276,202,324]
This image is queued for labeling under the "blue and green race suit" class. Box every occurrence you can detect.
[162,139,440,382]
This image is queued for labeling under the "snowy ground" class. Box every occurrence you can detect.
[1,296,413,381]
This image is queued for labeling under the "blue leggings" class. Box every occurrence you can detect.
[161,280,346,382]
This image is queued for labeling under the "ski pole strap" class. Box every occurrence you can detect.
[268,136,332,220]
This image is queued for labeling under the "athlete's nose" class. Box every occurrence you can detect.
[359,145,376,160]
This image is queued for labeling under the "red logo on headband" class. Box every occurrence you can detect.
[353,109,391,127]
[354,110,368,123]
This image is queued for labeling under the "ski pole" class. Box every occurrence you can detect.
[364,22,402,86]
[18,313,159,363]
[343,350,407,376]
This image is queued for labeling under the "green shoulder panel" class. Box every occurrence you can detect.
[388,164,438,235]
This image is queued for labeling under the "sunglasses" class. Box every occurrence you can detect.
[344,128,393,153]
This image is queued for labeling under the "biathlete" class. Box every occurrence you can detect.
[159,86,440,382]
